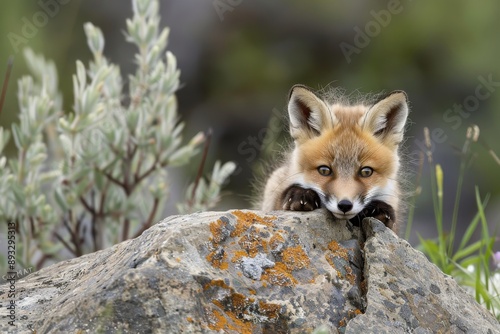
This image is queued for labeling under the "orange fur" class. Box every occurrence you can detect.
[262,85,409,232]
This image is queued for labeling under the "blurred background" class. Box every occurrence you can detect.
[0,0,499,246]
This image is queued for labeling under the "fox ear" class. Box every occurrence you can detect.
[288,85,332,141]
[362,91,408,145]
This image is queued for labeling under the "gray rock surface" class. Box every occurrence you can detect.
[0,210,498,333]
[346,218,500,334]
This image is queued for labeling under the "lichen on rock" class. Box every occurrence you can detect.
[1,210,498,333]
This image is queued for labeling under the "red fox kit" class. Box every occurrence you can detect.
[262,85,409,232]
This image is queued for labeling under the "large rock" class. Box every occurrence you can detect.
[0,210,498,333]
[347,217,500,334]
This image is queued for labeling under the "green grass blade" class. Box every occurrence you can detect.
[452,240,483,262]
[458,195,489,251]
[475,187,492,297]
[460,256,481,269]
[475,263,482,303]
[418,235,442,268]
[448,151,467,255]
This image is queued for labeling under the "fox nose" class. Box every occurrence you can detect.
[337,200,353,213]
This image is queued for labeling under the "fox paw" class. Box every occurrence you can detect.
[349,200,395,230]
[281,185,321,211]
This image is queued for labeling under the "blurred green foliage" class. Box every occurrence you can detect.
[0,0,499,243]
[0,0,234,270]
[411,126,499,319]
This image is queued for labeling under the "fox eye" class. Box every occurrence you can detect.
[359,166,373,177]
[317,165,332,176]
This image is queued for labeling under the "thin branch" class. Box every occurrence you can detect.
[118,139,139,196]
[121,170,131,195]
[90,186,96,210]
[80,196,96,215]
[34,217,44,238]
[54,232,78,257]
[103,171,127,188]
[92,188,107,251]
[122,218,130,241]
[479,136,500,166]
[75,211,85,252]
[128,139,138,160]
[61,215,73,237]
[35,253,53,270]
[106,144,124,160]
[190,128,212,204]
[134,151,144,182]
[29,216,36,237]
[63,210,82,257]
[132,197,159,238]
[0,56,13,117]
[97,179,110,216]
[134,156,159,184]
[88,189,98,251]
[91,217,98,252]
[79,190,100,252]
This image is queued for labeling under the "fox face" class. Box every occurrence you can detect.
[282,85,408,228]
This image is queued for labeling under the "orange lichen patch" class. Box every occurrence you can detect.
[248,288,256,295]
[238,233,266,258]
[344,268,356,285]
[261,262,297,286]
[206,249,228,270]
[207,309,227,331]
[231,210,276,237]
[208,307,253,333]
[230,292,256,314]
[205,282,276,334]
[261,239,268,253]
[325,253,336,270]
[325,251,347,273]
[360,279,367,294]
[186,317,194,323]
[348,309,363,317]
[175,257,181,262]
[212,299,224,309]
[209,218,228,245]
[258,301,281,319]
[282,245,310,271]
[219,261,228,270]
[231,250,249,263]
[223,310,253,334]
[269,232,286,252]
[204,279,231,291]
[325,247,356,285]
[328,241,349,259]
[232,232,268,262]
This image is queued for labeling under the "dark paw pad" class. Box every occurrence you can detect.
[349,200,395,229]
[281,185,321,211]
